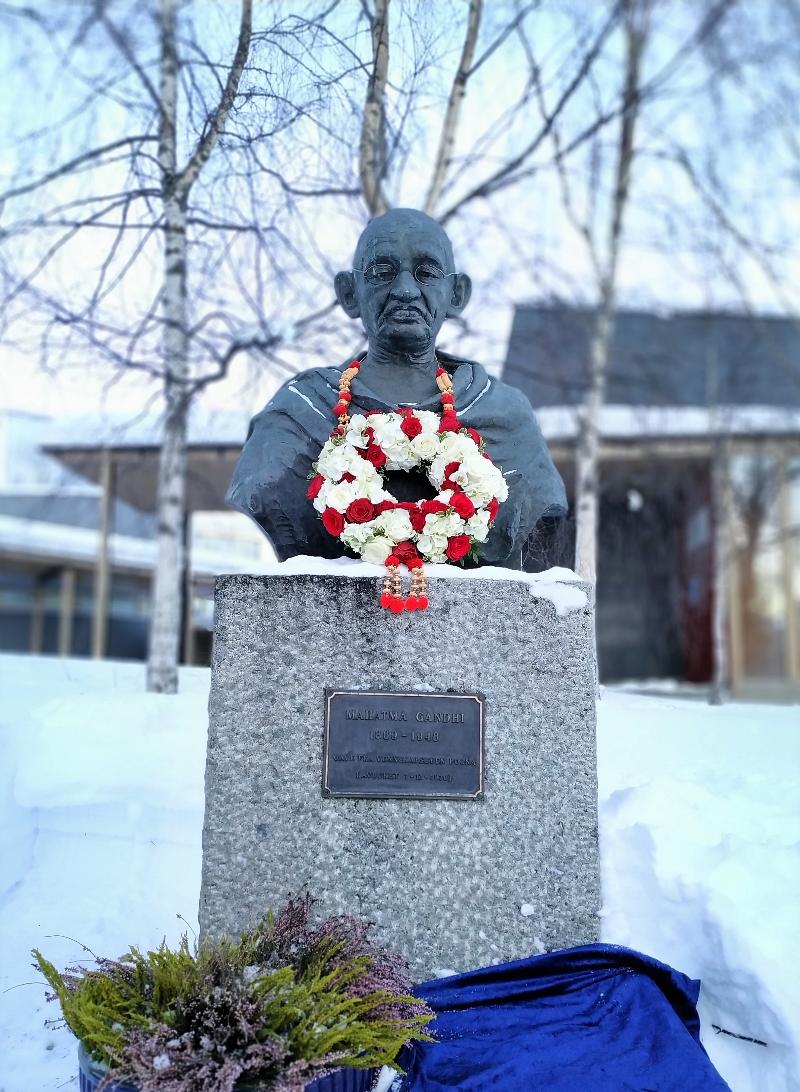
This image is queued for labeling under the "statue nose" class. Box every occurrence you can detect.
[390,269,419,298]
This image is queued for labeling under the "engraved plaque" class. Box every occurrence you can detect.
[322,689,484,800]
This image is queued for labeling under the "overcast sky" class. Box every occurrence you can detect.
[1,0,797,427]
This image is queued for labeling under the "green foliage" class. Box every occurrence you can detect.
[33,897,434,1089]
[33,949,148,1065]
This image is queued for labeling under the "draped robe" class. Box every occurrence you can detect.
[227,352,566,567]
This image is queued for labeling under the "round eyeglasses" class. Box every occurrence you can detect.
[352,260,456,287]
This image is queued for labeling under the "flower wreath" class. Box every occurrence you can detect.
[307,359,508,613]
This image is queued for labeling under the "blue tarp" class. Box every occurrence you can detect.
[397,944,730,1091]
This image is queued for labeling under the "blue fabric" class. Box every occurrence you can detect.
[397,945,730,1091]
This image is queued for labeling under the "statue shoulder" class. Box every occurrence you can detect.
[262,364,342,415]
[477,372,544,432]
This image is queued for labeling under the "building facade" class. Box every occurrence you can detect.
[503,307,800,699]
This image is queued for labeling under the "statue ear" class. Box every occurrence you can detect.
[334,271,360,318]
[447,272,472,317]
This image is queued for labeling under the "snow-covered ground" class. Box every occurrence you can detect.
[0,653,797,1092]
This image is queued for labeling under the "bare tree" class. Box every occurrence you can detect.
[0,0,357,692]
[359,0,391,216]
[422,0,482,216]
[570,0,651,586]
[147,0,254,694]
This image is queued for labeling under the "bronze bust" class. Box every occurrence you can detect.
[228,208,566,568]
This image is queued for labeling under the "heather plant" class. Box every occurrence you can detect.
[33,896,433,1092]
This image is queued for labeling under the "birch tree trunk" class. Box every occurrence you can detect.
[359,0,391,217]
[423,0,482,216]
[147,0,187,694]
[573,0,649,586]
[574,281,616,582]
[146,0,252,693]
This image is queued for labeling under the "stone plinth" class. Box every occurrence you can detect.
[200,567,599,980]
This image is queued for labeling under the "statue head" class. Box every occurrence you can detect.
[334,208,472,356]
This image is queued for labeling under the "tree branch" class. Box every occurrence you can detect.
[0,137,157,205]
[440,3,621,224]
[358,0,391,216]
[99,5,163,112]
[423,0,481,216]
[178,0,253,195]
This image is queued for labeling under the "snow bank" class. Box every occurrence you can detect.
[0,655,797,1091]
[598,691,800,1092]
[0,656,209,1090]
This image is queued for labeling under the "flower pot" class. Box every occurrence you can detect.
[78,1043,376,1092]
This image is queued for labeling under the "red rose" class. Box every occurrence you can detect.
[322,508,345,536]
[393,540,419,564]
[487,498,500,523]
[346,498,376,524]
[450,492,476,519]
[306,474,324,500]
[438,415,460,434]
[396,501,418,511]
[375,500,394,514]
[466,427,482,445]
[363,444,387,468]
[400,416,423,439]
[421,499,449,515]
[410,510,427,533]
[446,534,471,562]
[444,461,460,477]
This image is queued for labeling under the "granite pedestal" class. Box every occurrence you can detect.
[199,569,599,980]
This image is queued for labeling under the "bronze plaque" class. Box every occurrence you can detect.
[322,689,484,800]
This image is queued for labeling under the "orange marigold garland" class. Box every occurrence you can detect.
[307,360,508,612]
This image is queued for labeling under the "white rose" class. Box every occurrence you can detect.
[349,458,373,484]
[416,410,440,435]
[410,433,439,463]
[367,479,389,504]
[467,510,490,542]
[326,481,357,513]
[371,416,401,447]
[318,447,349,480]
[378,508,414,542]
[451,466,471,487]
[462,447,487,471]
[435,435,459,460]
[425,511,463,537]
[470,485,493,506]
[383,443,415,471]
[429,456,447,487]
[416,532,448,558]
[361,536,393,564]
[341,521,375,549]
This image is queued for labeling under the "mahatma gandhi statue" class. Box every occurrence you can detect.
[227,208,566,568]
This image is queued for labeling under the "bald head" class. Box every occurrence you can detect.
[353,208,455,273]
[334,206,471,362]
